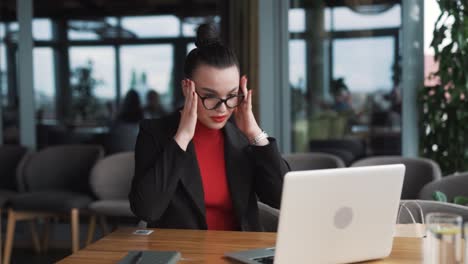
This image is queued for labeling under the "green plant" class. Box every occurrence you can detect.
[70,60,103,122]
[419,0,468,174]
[432,191,468,206]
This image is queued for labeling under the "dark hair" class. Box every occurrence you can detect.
[118,89,143,122]
[184,23,239,78]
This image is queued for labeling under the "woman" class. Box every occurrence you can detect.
[129,24,289,231]
[106,90,143,154]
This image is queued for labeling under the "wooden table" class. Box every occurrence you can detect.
[58,227,423,263]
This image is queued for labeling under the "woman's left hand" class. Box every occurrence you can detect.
[234,76,265,144]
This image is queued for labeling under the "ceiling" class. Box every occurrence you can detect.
[0,0,402,22]
[0,0,222,21]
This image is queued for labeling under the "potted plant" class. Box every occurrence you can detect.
[419,0,468,174]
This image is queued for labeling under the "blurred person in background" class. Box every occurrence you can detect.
[106,89,143,154]
[143,90,167,119]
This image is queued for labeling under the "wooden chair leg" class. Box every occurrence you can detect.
[29,220,41,254]
[3,209,17,264]
[86,214,96,246]
[42,218,51,253]
[98,215,110,236]
[71,209,80,253]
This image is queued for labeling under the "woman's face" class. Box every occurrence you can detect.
[189,64,240,130]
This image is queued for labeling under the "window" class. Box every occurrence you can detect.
[121,16,180,38]
[34,48,56,119]
[0,23,6,107]
[187,43,196,54]
[289,2,402,154]
[33,19,52,40]
[333,37,394,93]
[289,9,306,33]
[68,20,102,40]
[69,47,116,122]
[331,5,401,31]
[120,45,174,111]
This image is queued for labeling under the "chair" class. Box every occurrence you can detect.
[419,172,468,202]
[3,145,103,264]
[351,156,442,199]
[309,138,366,166]
[398,200,468,224]
[86,152,136,244]
[0,145,28,262]
[283,152,345,171]
[258,202,279,232]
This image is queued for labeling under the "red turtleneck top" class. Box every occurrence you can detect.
[192,121,237,230]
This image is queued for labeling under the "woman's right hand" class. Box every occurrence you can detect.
[174,79,198,151]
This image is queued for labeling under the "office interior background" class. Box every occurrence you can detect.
[0,0,464,262]
[1,0,433,157]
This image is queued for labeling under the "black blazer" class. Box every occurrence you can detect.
[129,112,290,231]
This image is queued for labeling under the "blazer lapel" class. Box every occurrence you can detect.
[166,113,206,226]
[179,141,207,226]
[223,122,252,225]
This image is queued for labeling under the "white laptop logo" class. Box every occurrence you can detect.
[334,206,354,229]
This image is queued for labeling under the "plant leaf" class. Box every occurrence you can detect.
[433,191,448,202]
[453,196,468,205]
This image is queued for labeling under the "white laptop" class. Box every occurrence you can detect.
[225,164,405,264]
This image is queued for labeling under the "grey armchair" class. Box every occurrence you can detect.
[351,156,442,199]
[86,152,135,244]
[419,172,468,202]
[283,152,345,171]
[258,202,279,232]
[3,145,103,264]
[398,200,468,223]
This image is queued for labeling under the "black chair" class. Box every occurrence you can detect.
[0,145,28,204]
[0,145,28,262]
[3,145,103,264]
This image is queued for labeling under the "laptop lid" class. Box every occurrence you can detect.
[274,164,405,264]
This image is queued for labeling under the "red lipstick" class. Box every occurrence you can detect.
[210,115,227,123]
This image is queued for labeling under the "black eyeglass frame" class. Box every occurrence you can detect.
[195,91,245,110]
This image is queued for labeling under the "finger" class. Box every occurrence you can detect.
[188,79,196,94]
[183,80,190,100]
[185,81,193,113]
[182,79,188,98]
[191,90,198,115]
[247,89,252,109]
[240,75,248,96]
[188,80,198,114]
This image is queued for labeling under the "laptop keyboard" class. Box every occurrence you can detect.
[253,256,274,264]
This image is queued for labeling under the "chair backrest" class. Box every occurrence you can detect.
[258,201,279,232]
[18,145,104,194]
[309,138,366,159]
[351,156,442,199]
[90,152,134,200]
[283,152,345,171]
[398,200,468,223]
[0,145,28,191]
[419,172,468,202]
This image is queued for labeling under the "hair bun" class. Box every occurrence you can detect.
[195,23,221,48]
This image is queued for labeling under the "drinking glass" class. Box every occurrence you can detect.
[425,212,463,264]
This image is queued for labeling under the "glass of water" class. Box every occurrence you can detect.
[425,212,463,264]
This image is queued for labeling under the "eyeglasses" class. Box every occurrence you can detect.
[195,91,245,110]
